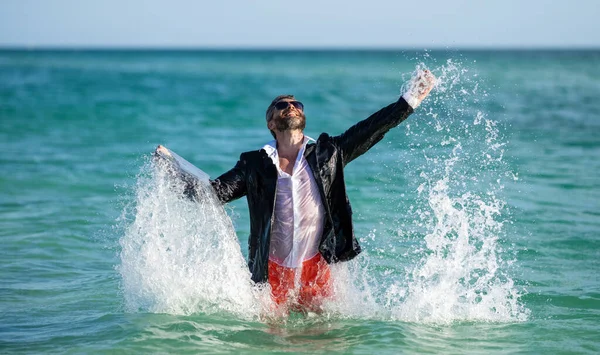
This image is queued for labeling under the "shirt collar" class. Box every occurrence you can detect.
[262,135,314,168]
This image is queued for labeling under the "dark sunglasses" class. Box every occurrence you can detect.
[274,100,304,111]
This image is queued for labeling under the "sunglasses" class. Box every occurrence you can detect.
[274,100,304,111]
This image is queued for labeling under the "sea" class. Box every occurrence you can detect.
[1,49,599,354]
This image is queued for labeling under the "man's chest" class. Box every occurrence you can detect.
[278,157,294,175]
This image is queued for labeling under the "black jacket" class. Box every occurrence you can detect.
[210,97,413,283]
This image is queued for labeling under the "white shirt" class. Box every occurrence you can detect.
[262,136,325,268]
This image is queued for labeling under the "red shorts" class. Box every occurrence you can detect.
[268,253,332,310]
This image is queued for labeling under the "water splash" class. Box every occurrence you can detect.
[117,157,270,317]
[394,161,526,323]
[324,59,528,323]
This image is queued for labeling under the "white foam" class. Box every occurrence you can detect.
[118,157,271,318]
[392,176,528,323]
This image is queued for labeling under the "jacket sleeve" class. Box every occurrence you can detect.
[210,154,247,203]
[333,97,413,166]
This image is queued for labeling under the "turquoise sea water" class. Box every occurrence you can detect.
[1,50,599,354]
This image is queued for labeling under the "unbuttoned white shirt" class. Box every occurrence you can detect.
[262,136,325,268]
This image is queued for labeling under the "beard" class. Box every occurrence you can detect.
[272,110,306,132]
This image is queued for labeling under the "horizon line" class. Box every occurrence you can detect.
[1,45,599,52]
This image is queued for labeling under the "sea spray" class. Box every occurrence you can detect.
[395,158,525,323]
[394,61,528,323]
[118,156,270,317]
[322,61,528,323]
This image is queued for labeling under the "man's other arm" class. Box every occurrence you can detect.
[210,155,248,203]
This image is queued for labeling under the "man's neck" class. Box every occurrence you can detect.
[275,130,304,159]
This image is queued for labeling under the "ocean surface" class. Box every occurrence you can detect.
[1,49,599,354]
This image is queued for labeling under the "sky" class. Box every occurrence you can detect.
[1,0,599,48]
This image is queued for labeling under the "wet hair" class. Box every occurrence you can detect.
[266,94,295,139]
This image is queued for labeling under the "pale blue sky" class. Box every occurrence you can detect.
[1,0,598,48]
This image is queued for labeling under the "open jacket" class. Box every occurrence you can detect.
[210,97,413,283]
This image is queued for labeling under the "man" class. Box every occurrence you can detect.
[210,70,436,311]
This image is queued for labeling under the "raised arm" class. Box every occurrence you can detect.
[334,97,413,166]
[334,69,436,166]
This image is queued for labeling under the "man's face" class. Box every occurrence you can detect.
[268,99,306,133]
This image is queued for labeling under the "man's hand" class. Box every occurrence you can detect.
[155,144,173,159]
[402,68,436,109]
